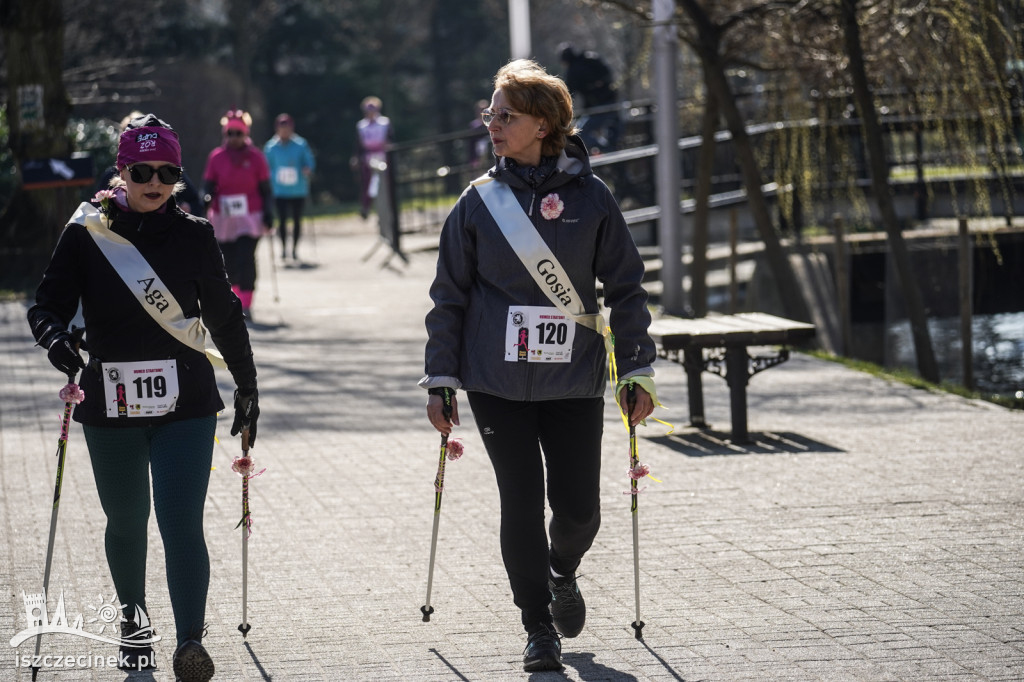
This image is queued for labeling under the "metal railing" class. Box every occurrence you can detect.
[374,103,1022,258]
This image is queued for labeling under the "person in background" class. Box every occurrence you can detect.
[420,59,656,672]
[263,113,316,261]
[27,113,259,682]
[558,43,622,153]
[353,96,392,219]
[203,110,273,319]
[468,98,492,168]
[95,111,204,215]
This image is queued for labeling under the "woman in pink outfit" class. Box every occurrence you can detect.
[202,110,273,318]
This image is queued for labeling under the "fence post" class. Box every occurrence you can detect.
[728,208,738,314]
[832,213,851,356]
[959,217,973,391]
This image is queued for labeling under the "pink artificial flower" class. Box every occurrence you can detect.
[539,193,564,220]
[93,189,117,215]
[232,456,254,476]
[59,383,85,405]
[446,437,465,461]
[628,462,650,480]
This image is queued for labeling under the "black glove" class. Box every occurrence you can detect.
[230,387,259,446]
[46,332,86,378]
[262,209,274,228]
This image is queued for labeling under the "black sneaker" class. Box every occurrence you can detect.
[117,619,155,671]
[172,639,215,682]
[549,573,586,638]
[523,624,562,672]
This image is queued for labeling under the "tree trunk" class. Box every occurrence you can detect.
[679,0,810,323]
[840,0,940,383]
[229,0,255,111]
[691,72,719,318]
[0,0,76,291]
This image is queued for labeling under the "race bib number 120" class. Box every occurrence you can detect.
[505,306,575,363]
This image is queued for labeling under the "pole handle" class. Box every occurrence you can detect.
[439,387,454,423]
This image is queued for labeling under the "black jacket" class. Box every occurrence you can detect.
[28,196,257,426]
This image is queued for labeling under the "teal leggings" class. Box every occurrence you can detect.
[82,415,216,645]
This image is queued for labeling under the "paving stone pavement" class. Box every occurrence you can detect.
[2,216,1023,681]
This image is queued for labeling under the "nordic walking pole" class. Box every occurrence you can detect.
[627,384,645,640]
[32,328,85,681]
[265,234,280,304]
[421,387,454,622]
[238,426,252,638]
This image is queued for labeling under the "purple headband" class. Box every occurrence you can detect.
[116,126,182,169]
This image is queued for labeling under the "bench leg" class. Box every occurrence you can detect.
[724,346,750,443]
[682,346,706,428]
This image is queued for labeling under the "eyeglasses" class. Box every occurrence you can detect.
[480,108,524,126]
[127,164,183,185]
[226,130,245,137]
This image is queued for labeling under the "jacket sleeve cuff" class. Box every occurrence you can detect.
[619,366,654,380]
[418,375,462,390]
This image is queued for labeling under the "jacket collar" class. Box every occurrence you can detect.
[491,134,591,192]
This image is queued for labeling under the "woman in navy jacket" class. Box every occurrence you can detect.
[420,60,656,672]
[28,114,257,682]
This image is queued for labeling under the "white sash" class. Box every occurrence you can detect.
[472,175,606,336]
[72,202,227,369]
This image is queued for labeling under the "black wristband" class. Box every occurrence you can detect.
[427,387,453,397]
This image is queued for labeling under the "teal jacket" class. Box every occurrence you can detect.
[263,134,315,198]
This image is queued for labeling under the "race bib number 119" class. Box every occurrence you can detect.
[102,359,179,418]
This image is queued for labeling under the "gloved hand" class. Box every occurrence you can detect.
[262,209,274,229]
[47,332,86,377]
[230,387,259,447]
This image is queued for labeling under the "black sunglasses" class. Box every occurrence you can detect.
[128,164,183,185]
[226,130,245,137]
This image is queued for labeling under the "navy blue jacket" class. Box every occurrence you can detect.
[28,196,256,426]
[421,136,654,401]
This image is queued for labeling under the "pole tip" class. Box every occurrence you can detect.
[631,620,645,640]
[420,605,434,622]
[238,623,251,638]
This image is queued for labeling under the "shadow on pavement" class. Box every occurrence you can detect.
[428,648,470,681]
[563,651,642,680]
[647,430,843,457]
[244,641,272,681]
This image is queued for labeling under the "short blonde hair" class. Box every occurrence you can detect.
[494,59,578,157]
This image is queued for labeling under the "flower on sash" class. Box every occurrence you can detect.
[93,189,117,215]
[539,193,564,220]
[59,383,85,405]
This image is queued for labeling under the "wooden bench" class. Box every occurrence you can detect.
[648,313,816,443]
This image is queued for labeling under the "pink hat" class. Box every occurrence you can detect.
[116,125,182,169]
[221,110,252,135]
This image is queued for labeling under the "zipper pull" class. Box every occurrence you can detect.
[528,191,535,217]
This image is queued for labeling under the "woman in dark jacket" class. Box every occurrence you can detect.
[27,113,258,682]
[420,60,657,672]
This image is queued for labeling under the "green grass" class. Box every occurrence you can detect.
[808,349,1023,410]
[890,164,1024,181]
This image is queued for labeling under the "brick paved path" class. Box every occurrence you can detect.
[2,217,1022,681]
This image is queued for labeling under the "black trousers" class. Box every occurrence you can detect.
[467,391,604,632]
[219,236,259,290]
[275,197,305,252]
